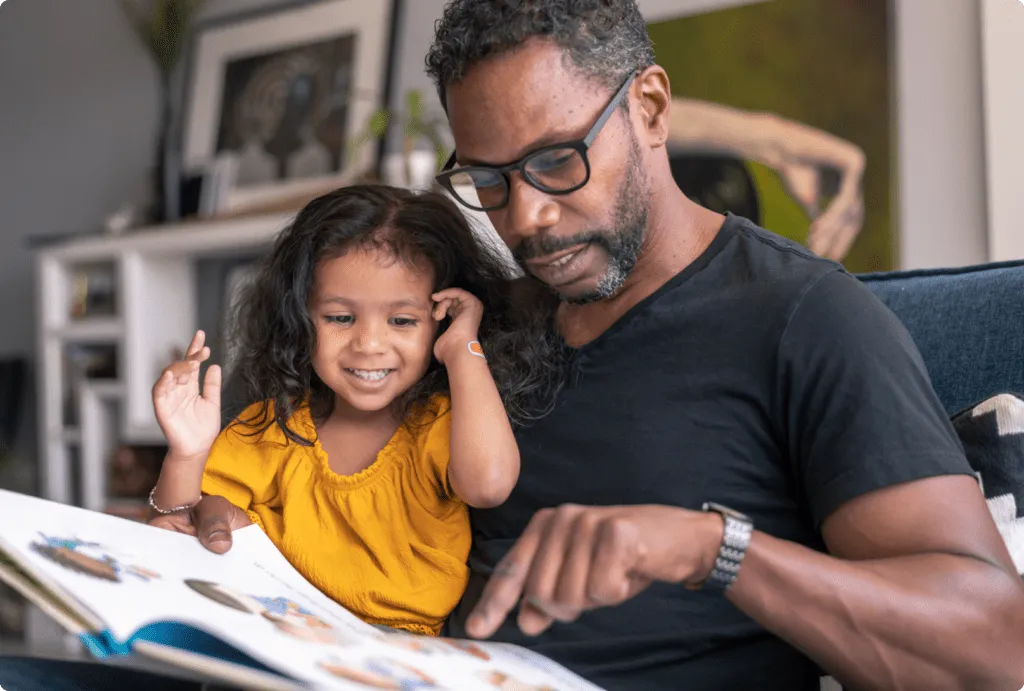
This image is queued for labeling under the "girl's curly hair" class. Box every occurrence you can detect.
[227,184,565,444]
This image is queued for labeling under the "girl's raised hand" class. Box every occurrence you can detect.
[432,288,484,366]
[152,330,222,461]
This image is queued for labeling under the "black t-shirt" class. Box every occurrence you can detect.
[447,214,973,690]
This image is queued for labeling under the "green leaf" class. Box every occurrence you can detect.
[369,109,392,138]
[118,0,206,74]
[405,89,423,122]
[434,142,449,171]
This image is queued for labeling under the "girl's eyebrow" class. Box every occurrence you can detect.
[389,298,430,310]
[317,296,430,310]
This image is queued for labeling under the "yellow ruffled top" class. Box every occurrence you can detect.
[201,396,469,636]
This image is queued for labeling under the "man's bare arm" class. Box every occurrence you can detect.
[466,475,1024,690]
[726,475,1024,690]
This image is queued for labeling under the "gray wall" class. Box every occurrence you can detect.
[0,0,997,486]
[0,0,294,490]
[895,0,989,269]
[0,0,157,357]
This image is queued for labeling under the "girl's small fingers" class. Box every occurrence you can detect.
[163,360,198,385]
[153,370,173,395]
[163,361,189,377]
[185,330,206,357]
[186,345,211,363]
[433,299,451,321]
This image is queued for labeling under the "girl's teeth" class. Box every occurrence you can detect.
[349,369,390,381]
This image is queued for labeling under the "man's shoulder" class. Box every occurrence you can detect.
[723,214,843,288]
[665,214,846,316]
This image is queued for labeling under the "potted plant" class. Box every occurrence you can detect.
[348,89,449,190]
[119,0,206,224]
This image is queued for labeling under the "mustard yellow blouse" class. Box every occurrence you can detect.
[201,397,469,636]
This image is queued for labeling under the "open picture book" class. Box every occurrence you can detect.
[0,489,604,691]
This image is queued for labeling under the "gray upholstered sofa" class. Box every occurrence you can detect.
[860,260,1024,416]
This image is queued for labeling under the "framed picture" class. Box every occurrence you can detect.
[639,0,896,272]
[181,0,396,213]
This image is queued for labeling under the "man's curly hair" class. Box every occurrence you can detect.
[425,0,655,109]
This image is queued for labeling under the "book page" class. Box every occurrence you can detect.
[0,490,604,691]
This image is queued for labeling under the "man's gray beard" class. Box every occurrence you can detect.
[563,148,649,306]
[514,141,650,306]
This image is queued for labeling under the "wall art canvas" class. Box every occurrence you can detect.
[643,0,894,271]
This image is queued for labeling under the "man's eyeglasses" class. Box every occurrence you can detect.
[435,72,637,212]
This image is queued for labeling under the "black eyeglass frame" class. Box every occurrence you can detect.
[435,71,638,211]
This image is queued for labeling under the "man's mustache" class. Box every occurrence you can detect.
[514,231,609,261]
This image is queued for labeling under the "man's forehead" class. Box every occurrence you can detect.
[445,45,604,164]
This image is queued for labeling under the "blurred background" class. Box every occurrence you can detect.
[0,0,1021,655]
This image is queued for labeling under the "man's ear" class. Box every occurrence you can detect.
[634,66,671,150]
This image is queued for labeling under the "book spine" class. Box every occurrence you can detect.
[100,629,134,655]
[77,632,113,659]
[77,629,132,659]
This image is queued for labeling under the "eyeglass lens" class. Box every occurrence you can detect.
[447,146,587,210]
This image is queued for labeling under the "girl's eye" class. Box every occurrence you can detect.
[326,315,353,325]
[390,317,417,327]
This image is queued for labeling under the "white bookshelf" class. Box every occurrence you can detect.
[34,212,295,513]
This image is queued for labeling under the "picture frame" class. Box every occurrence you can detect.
[181,0,396,214]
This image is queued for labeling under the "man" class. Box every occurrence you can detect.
[3,2,1020,691]
[183,2,1022,689]
[414,2,1024,689]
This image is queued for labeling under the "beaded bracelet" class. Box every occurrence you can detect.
[148,486,201,515]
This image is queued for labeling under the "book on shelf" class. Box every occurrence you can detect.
[0,489,601,691]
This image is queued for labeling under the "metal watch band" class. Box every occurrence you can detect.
[700,502,754,592]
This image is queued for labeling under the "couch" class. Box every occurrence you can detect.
[860,260,1024,415]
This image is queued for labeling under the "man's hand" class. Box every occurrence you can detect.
[148,495,252,554]
[465,504,724,638]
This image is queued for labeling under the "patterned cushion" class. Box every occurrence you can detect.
[950,393,1024,575]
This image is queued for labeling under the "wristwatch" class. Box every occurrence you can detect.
[698,502,754,592]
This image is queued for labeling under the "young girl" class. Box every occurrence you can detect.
[148,185,557,636]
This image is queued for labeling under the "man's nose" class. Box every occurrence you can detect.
[502,174,560,245]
